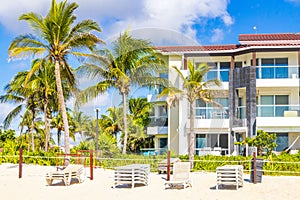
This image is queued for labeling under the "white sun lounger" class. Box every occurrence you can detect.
[164,162,192,189]
[45,164,85,186]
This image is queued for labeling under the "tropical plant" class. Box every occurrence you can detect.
[51,111,76,146]
[159,61,222,168]
[236,130,277,156]
[8,0,104,156]
[129,97,152,126]
[77,30,166,154]
[72,111,91,142]
[0,71,40,151]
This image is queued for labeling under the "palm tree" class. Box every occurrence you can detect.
[159,61,222,168]
[129,97,152,126]
[77,30,166,154]
[100,107,123,138]
[51,111,76,147]
[27,59,58,151]
[72,111,91,142]
[8,0,104,155]
[0,71,39,151]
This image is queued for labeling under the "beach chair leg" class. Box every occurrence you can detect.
[46,178,53,186]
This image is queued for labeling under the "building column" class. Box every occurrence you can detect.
[229,55,236,154]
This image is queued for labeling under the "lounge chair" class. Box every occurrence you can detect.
[164,162,192,189]
[45,164,85,186]
[158,158,180,174]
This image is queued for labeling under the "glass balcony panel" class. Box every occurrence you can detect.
[275,67,288,78]
[262,67,274,79]
[220,71,229,82]
[256,66,298,79]
[260,106,274,117]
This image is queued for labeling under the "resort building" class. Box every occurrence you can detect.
[147,33,300,156]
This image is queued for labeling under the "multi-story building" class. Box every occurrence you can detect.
[147,33,300,156]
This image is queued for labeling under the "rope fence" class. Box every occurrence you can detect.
[1,149,300,179]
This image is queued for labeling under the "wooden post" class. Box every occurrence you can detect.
[90,150,93,180]
[253,152,257,184]
[167,150,170,181]
[19,148,23,179]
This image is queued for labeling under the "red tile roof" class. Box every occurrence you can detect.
[239,33,300,41]
[154,33,300,54]
[154,45,242,53]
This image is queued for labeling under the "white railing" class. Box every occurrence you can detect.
[194,107,229,119]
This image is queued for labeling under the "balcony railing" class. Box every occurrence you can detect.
[256,66,298,79]
[148,116,168,126]
[237,105,300,118]
[257,105,300,117]
[194,107,229,119]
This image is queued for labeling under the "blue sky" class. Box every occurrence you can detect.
[1,0,300,129]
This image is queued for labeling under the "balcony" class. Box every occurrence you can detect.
[146,116,168,135]
[256,66,298,79]
[237,105,300,119]
[256,66,299,87]
[257,105,300,117]
[194,107,229,119]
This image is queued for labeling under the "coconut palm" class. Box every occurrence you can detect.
[159,61,222,168]
[8,0,104,155]
[76,30,166,154]
[72,110,91,142]
[0,71,39,151]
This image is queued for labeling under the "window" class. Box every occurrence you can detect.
[196,134,206,148]
[195,98,228,119]
[235,62,242,68]
[258,58,288,79]
[220,62,230,82]
[159,138,168,148]
[205,62,218,81]
[259,95,289,117]
[275,133,288,151]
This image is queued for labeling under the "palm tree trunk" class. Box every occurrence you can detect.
[189,101,195,169]
[30,110,35,151]
[44,102,50,151]
[122,92,128,154]
[54,60,70,159]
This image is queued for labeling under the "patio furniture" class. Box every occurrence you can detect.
[164,162,192,189]
[158,158,181,174]
[45,164,85,186]
[114,164,150,188]
[216,165,243,190]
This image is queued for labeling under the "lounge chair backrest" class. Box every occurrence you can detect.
[173,162,190,181]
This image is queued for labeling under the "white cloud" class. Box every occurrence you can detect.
[0,0,233,45]
[211,28,224,43]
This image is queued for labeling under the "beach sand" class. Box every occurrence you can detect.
[0,163,299,200]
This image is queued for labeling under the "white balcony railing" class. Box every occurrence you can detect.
[194,107,229,119]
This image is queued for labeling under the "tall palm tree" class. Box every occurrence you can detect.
[159,61,222,168]
[27,59,57,151]
[77,30,166,154]
[8,0,104,155]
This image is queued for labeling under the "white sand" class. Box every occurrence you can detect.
[0,163,300,200]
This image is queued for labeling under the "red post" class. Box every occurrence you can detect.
[253,152,257,184]
[167,150,170,181]
[19,148,23,179]
[90,150,93,180]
